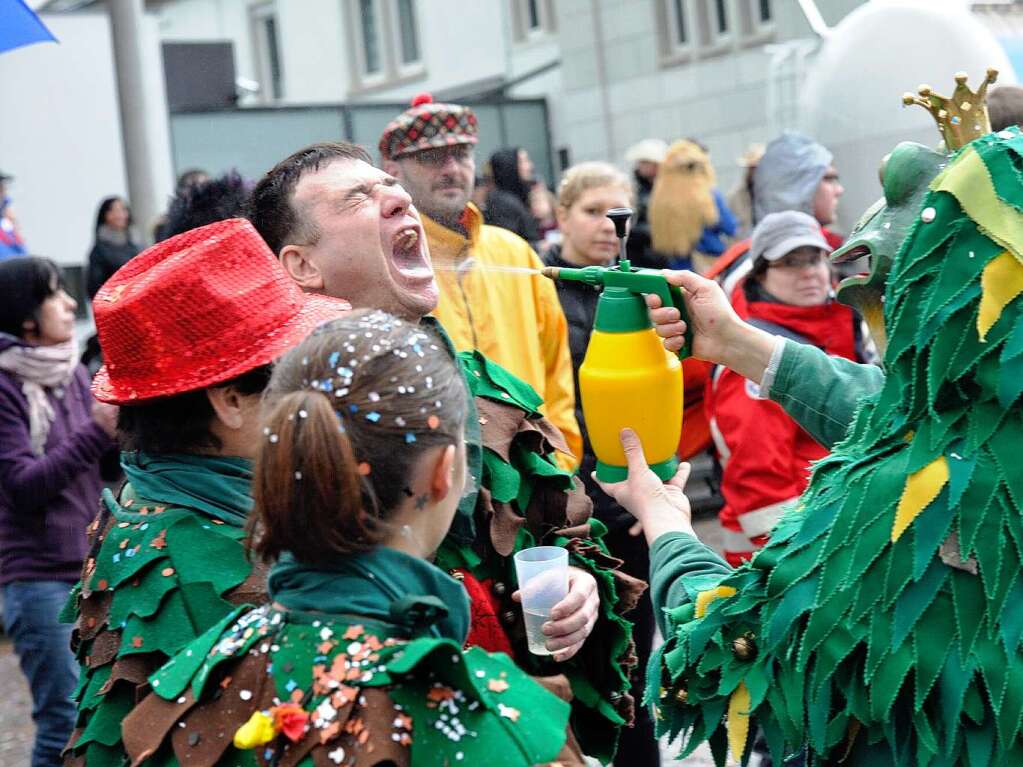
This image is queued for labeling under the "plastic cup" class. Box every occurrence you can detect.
[513,546,569,655]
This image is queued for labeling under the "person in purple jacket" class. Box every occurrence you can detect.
[0,256,117,767]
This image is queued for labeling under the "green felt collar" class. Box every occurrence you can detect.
[120,452,253,526]
[268,547,471,643]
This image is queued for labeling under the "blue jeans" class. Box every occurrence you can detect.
[3,580,78,767]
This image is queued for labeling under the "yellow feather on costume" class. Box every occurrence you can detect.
[978,250,1023,341]
[727,681,752,761]
[694,585,737,618]
[649,140,719,258]
[891,455,949,541]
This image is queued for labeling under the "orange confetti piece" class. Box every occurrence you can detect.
[162,567,176,577]
[319,721,341,744]
[358,462,371,476]
[154,506,166,514]
[150,530,167,550]
[131,636,143,648]
[488,679,509,693]
[343,625,364,640]
[96,579,108,590]
[427,415,440,429]
[427,686,456,702]
[318,641,333,654]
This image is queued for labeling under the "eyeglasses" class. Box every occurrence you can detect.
[411,145,474,167]
[769,250,828,269]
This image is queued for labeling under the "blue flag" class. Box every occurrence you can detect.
[0,0,57,54]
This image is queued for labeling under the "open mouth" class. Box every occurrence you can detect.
[391,225,433,281]
[831,243,870,265]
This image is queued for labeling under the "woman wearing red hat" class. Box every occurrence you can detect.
[120,310,571,766]
[62,219,350,766]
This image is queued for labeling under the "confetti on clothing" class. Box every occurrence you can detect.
[121,605,569,766]
[60,464,262,767]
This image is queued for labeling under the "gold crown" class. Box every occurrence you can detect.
[903,68,998,150]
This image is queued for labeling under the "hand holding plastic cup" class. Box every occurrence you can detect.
[513,545,569,656]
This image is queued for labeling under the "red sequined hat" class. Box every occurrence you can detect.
[92,218,351,405]
[378,93,479,161]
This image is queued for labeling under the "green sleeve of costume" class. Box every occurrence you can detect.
[648,532,732,638]
[770,339,885,449]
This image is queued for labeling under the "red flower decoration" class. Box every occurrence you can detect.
[272,703,309,742]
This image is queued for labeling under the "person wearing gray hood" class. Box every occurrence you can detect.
[709,132,844,298]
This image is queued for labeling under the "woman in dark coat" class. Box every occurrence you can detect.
[86,196,141,299]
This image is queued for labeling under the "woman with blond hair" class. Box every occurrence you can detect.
[543,161,661,766]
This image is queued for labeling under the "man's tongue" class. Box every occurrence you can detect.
[392,231,433,280]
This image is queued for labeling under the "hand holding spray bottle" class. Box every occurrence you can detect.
[542,208,689,481]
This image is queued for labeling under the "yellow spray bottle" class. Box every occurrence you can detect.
[542,207,690,482]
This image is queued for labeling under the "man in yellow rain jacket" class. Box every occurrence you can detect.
[380,94,582,465]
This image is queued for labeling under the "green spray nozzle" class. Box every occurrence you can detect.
[541,263,692,359]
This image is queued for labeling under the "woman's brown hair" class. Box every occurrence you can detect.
[249,310,467,566]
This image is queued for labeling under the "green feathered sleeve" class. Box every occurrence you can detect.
[652,129,1023,767]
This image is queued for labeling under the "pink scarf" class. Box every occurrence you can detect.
[0,338,79,454]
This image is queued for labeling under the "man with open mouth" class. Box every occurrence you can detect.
[246,140,643,764]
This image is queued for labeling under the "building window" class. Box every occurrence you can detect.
[714,0,728,34]
[527,0,541,30]
[250,2,284,101]
[665,0,692,50]
[738,0,774,40]
[511,0,555,42]
[359,0,383,76]
[395,0,420,67]
[347,0,425,91]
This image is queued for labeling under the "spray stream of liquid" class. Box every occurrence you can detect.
[429,259,542,276]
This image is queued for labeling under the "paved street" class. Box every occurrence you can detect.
[0,516,733,766]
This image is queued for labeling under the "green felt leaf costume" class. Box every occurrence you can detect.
[63,326,640,765]
[62,454,265,767]
[120,548,571,767]
[651,128,1023,766]
[438,349,646,763]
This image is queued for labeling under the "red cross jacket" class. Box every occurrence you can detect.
[706,281,864,566]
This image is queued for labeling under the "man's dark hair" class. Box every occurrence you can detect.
[159,171,250,241]
[116,365,271,454]
[247,142,372,256]
[988,85,1023,132]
